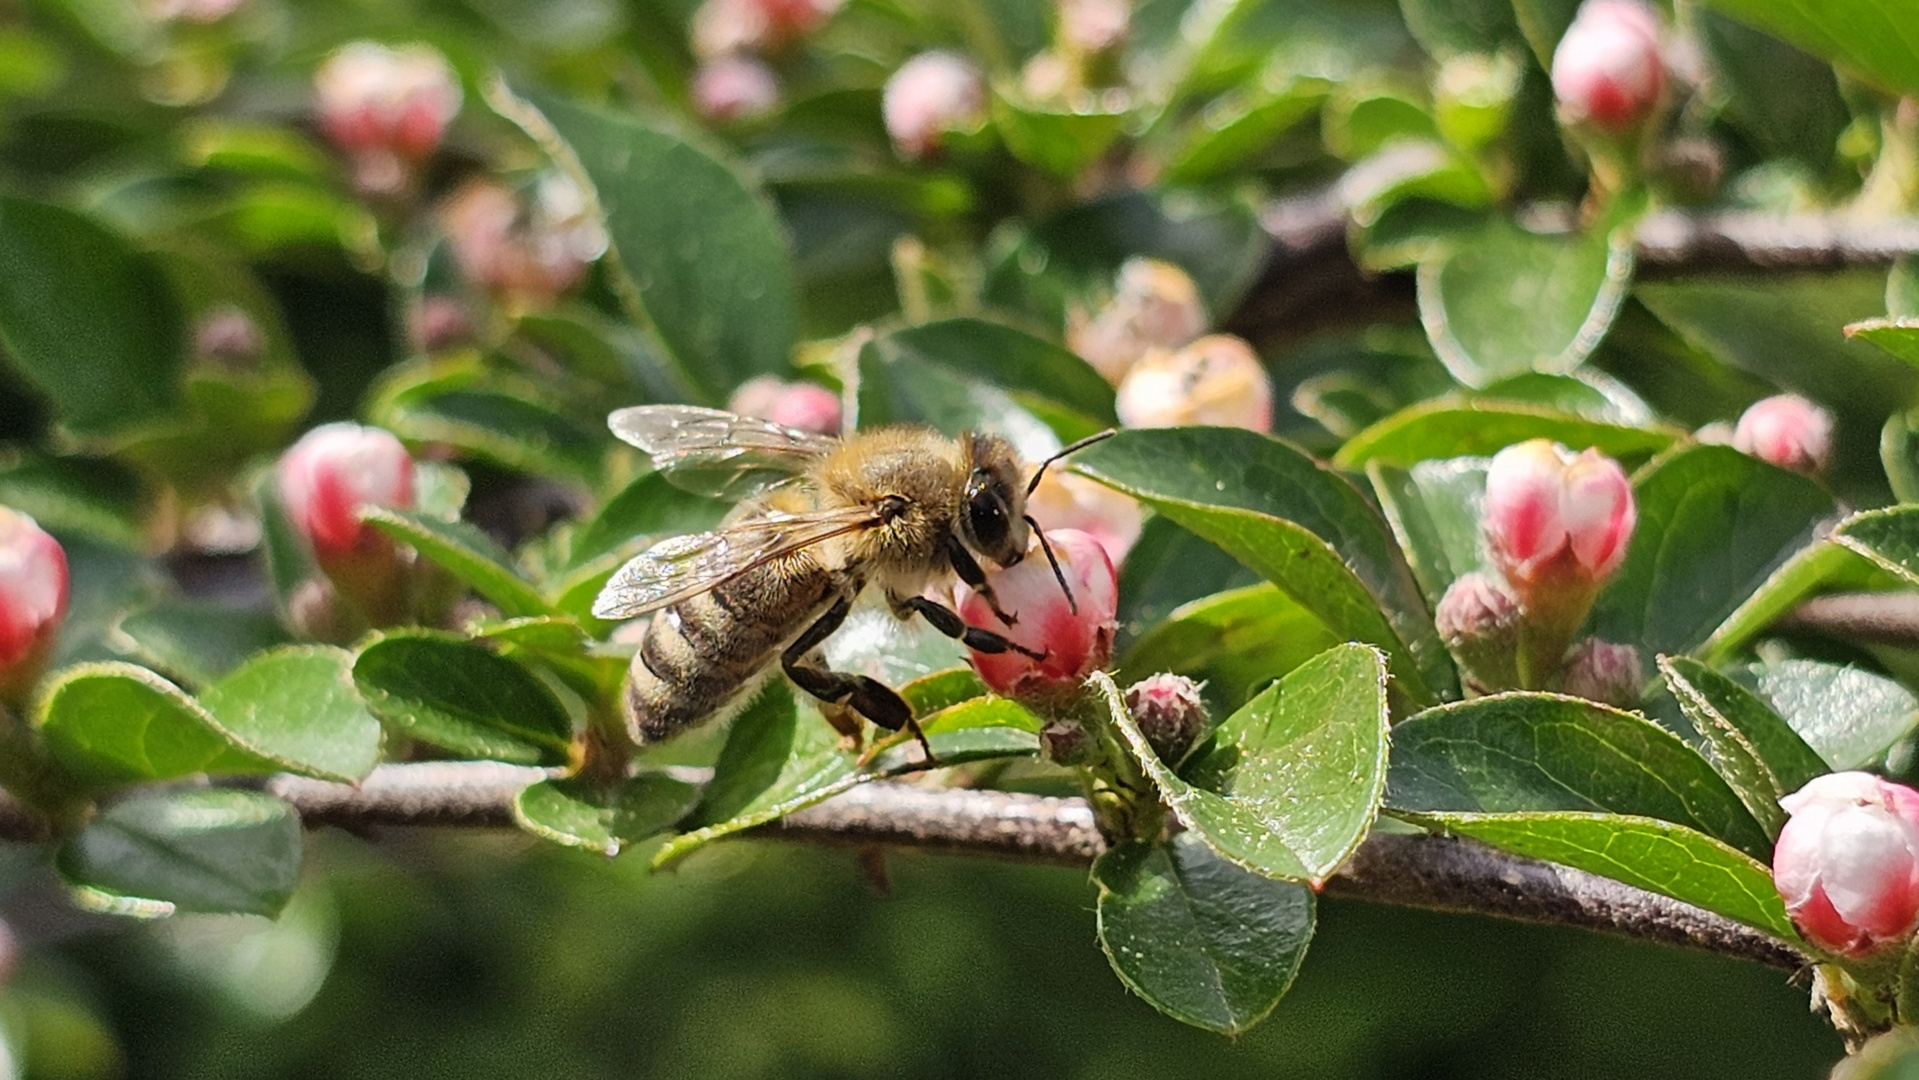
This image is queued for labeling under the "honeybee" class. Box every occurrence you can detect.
[593,405,1108,757]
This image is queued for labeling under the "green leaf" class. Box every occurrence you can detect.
[1117,584,1339,714]
[653,684,1038,868]
[1073,427,1452,704]
[1846,318,1919,367]
[1333,399,1676,469]
[1397,810,1798,941]
[57,789,301,918]
[496,84,795,402]
[1696,0,1919,97]
[1161,77,1328,184]
[1832,507,1919,594]
[352,634,574,766]
[1417,215,1635,387]
[1662,656,1827,801]
[513,773,703,856]
[1589,445,1837,660]
[360,507,553,619]
[1698,10,1849,170]
[36,662,268,788]
[1745,657,1919,771]
[1385,692,1774,860]
[1114,515,1260,640]
[199,647,384,785]
[1367,457,1487,609]
[0,454,147,549]
[860,317,1117,433]
[1093,833,1315,1035]
[1883,409,1919,503]
[1398,0,1519,57]
[1892,257,1919,318]
[113,602,291,688]
[1100,646,1392,885]
[1699,540,1896,664]
[992,94,1128,178]
[899,668,990,716]
[0,195,181,436]
[374,384,602,483]
[566,471,732,570]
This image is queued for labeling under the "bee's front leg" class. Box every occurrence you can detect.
[782,594,934,763]
[892,593,1047,662]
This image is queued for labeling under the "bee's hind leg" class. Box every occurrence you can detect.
[782,595,935,765]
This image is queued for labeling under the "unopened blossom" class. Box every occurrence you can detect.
[442,174,607,310]
[1435,570,1521,692]
[727,376,842,435]
[1775,772,1919,957]
[1125,672,1207,764]
[192,307,263,371]
[1058,0,1129,54]
[692,56,781,123]
[690,0,841,58]
[276,423,415,561]
[883,52,987,161]
[1559,637,1642,707]
[957,528,1117,697]
[1733,394,1834,476]
[1069,257,1208,384]
[1025,469,1143,565]
[0,508,67,704]
[313,42,461,195]
[410,295,473,353]
[1115,335,1272,432]
[1550,0,1664,132]
[1482,440,1635,592]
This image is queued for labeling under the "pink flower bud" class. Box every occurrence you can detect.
[1483,440,1635,590]
[726,376,842,435]
[1732,394,1834,476]
[1435,570,1521,692]
[883,52,987,161]
[1057,0,1129,54]
[1125,672,1208,764]
[0,508,67,703]
[1550,0,1665,132]
[1069,257,1208,384]
[692,56,781,124]
[1025,469,1143,565]
[957,528,1117,697]
[276,423,415,560]
[1559,637,1642,707]
[192,306,263,371]
[313,43,461,188]
[690,0,841,57]
[1114,335,1272,432]
[442,175,606,310]
[1775,772,1919,957]
[410,295,473,353]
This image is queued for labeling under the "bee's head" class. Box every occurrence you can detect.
[959,433,1029,567]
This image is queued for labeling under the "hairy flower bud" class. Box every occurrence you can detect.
[1550,0,1665,133]
[276,423,415,560]
[0,508,67,704]
[957,528,1118,697]
[1039,717,1098,766]
[1483,440,1635,591]
[883,52,986,161]
[1025,470,1142,566]
[692,56,781,123]
[1115,335,1272,432]
[1732,394,1834,476]
[1125,673,1208,765]
[1559,637,1643,707]
[314,42,461,195]
[442,175,607,310]
[1775,772,1919,957]
[1069,257,1208,384]
[727,376,842,435]
[1435,570,1520,693]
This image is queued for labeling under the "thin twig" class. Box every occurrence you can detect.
[1779,592,1919,649]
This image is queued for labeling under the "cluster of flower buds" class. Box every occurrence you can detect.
[0,508,67,706]
[275,423,418,629]
[686,0,840,123]
[956,528,1118,700]
[1115,334,1274,432]
[727,375,843,435]
[883,52,987,161]
[1550,0,1665,134]
[1438,439,1638,697]
[1775,772,1919,958]
[441,174,607,312]
[1732,394,1835,476]
[313,42,462,198]
[1069,257,1209,385]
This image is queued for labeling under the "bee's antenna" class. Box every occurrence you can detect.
[1024,429,1117,497]
[1026,516,1078,615]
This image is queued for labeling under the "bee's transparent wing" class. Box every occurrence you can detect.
[608,405,839,499]
[591,505,879,619]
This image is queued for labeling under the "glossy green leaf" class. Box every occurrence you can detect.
[1114,515,1261,642]
[1161,77,1328,184]
[0,195,181,436]
[1662,656,1827,800]
[1745,657,1919,771]
[1101,646,1392,885]
[513,773,703,856]
[1697,0,1919,97]
[113,602,291,688]
[375,385,602,483]
[1367,457,1487,608]
[361,507,553,619]
[352,634,574,766]
[1416,215,1635,387]
[1094,833,1315,1035]
[566,471,732,570]
[1699,541,1898,664]
[993,95,1127,178]
[1074,427,1452,704]
[1883,409,1919,504]
[36,662,268,787]
[1385,692,1774,860]
[1832,506,1919,592]
[1892,258,1919,318]
[1589,445,1837,660]
[899,668,990,716]
[864,318,1117,429]
[1698,10,1848,170]
[1846,318,1919,367]
[57,789,301,918]
[0,454,146,549]
[1118,584,1339,713]
[1334,399,1676,469]
[1398,809,1798,941]
[498,84,795,402]
[1398,0,1519,57]
[200,647,384,785]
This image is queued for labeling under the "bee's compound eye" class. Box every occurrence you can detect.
[965,482,1011,555]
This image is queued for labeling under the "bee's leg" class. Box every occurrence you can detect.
[782,596,934,762]
[895,595,1046,662]
[944,536,1018,627]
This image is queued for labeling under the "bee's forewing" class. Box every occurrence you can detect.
[589,507,879,619]
[607,405,839,500]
